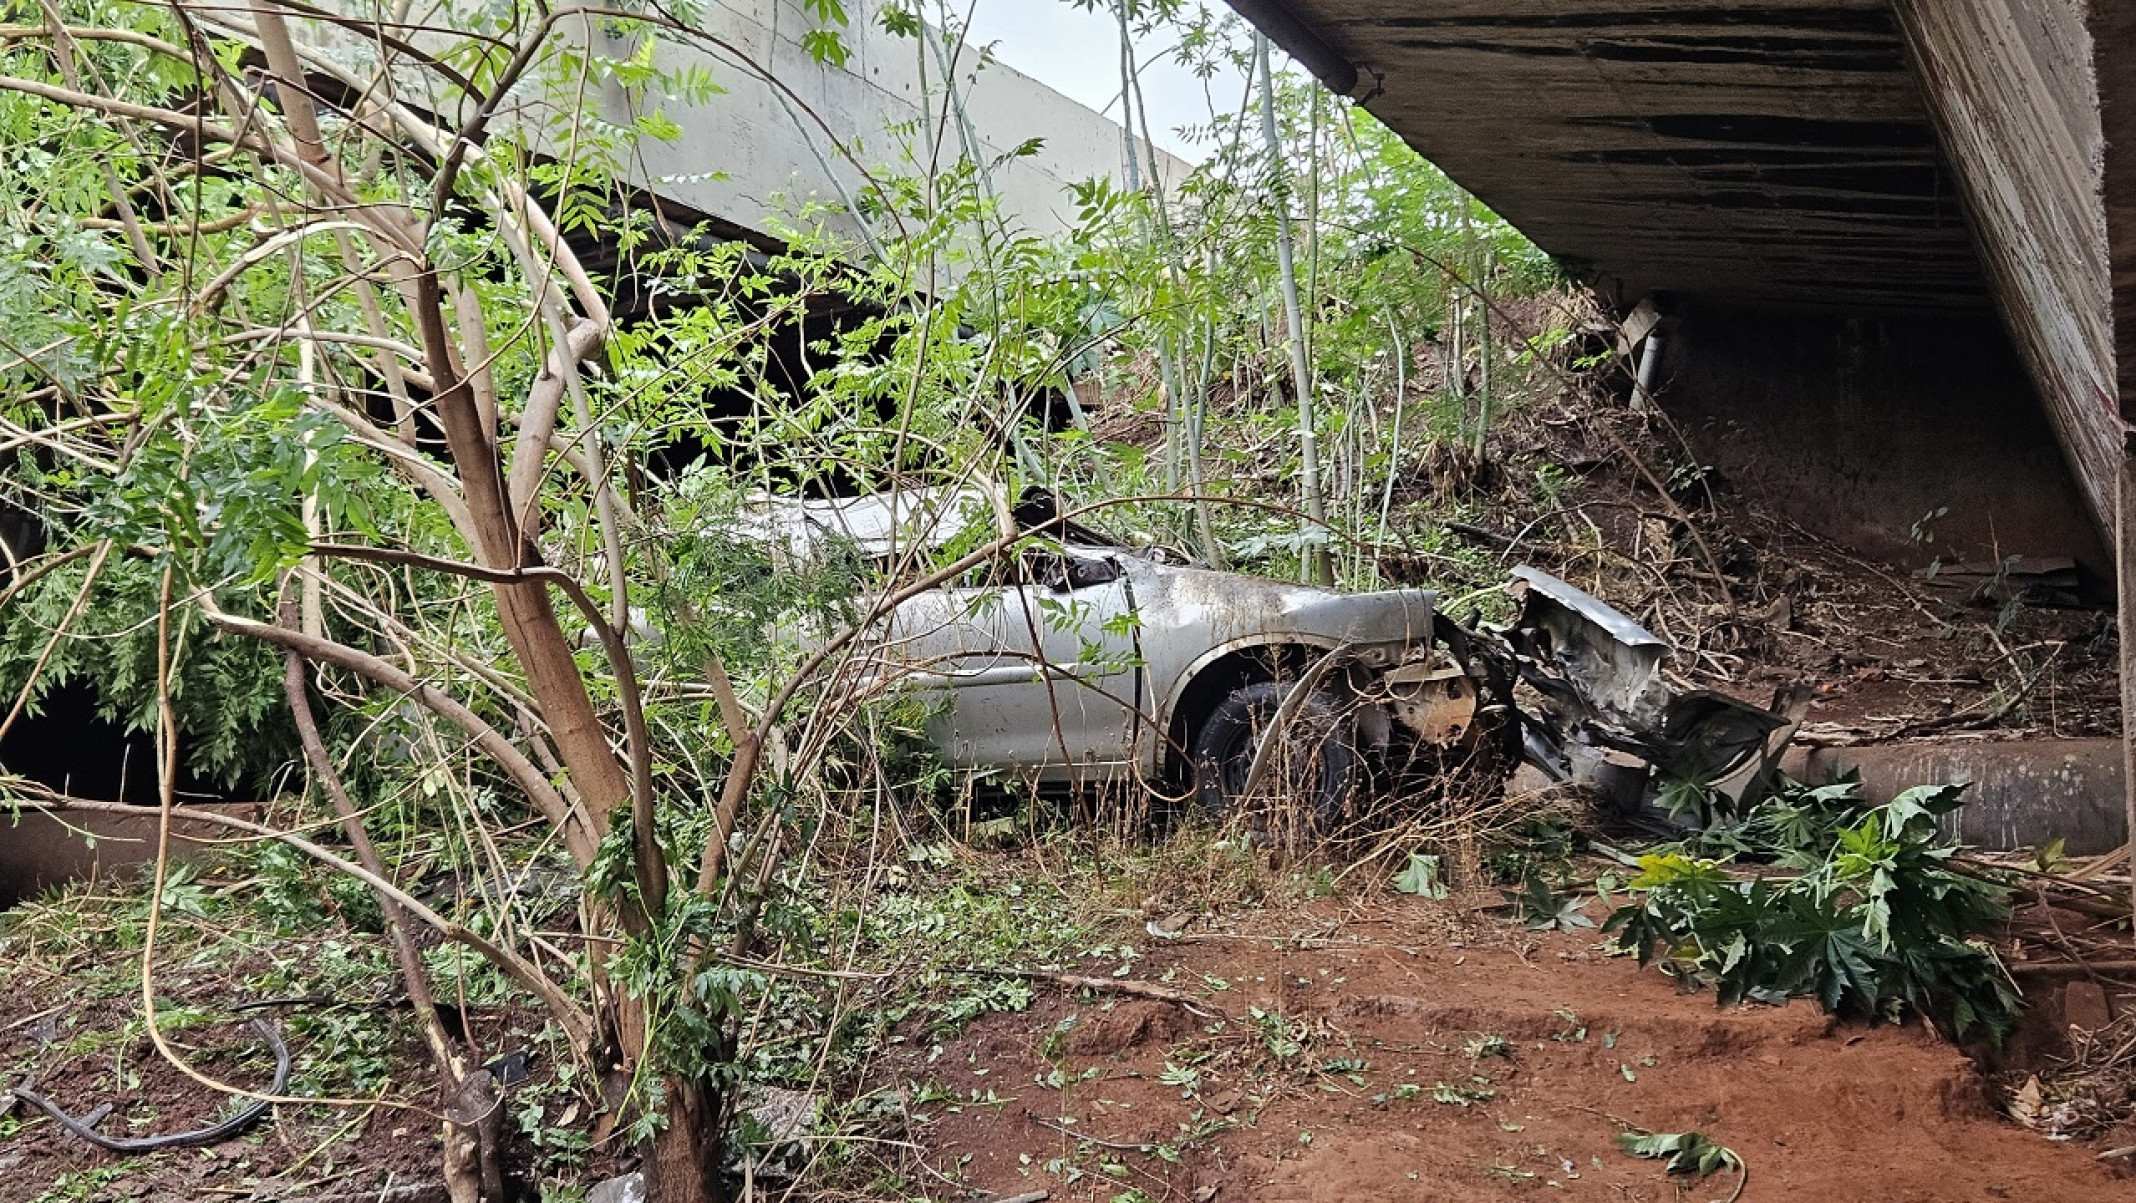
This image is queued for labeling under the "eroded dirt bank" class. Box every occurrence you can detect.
[896,896,2129,1202]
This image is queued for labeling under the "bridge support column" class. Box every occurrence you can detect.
[2122,437,2136,941]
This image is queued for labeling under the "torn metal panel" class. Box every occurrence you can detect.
[1507,567,1670,727]
[1489,567,1791,795]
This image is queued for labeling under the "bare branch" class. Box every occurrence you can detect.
[199,596,597,864]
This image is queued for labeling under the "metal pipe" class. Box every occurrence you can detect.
[1220,0,1361,98]
[1632,329,1666,412]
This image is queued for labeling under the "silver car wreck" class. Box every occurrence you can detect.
[757,489,1792,821]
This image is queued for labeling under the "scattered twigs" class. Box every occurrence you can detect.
[2005,960,2136,979]
[2009,1009,2136,1141]
[954,966,1222,1020]
[2068,845,2131,881]
[280,596,458,1066]
[1027,1116,1153,1153]
[1953,856,2128,904]
[1952,854,2133,936]
[1879,645,2063,741]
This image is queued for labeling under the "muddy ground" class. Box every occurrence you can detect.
[895,894,2132,1203]
[9,883,2128,1201]
[1,989,483,1203]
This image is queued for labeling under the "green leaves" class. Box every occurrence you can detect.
[1391,851,1448,898]
[1616,1128,1742,1181]
[800,29,850,68]
[1499,870,1593,931]
[1605,776,2018,1040]
[1878,782,1969,839]
[877,3,923,38]
[798,0,850,65]
[1429,1078,1496,1106]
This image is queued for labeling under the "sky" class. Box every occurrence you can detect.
[960,2,1259,163]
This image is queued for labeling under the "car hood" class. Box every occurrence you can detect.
[1125,559,1437,651]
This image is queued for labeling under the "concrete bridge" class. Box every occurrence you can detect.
[298,2,1182,270]
[1228,1,2135,850]
[557,1,1187,260]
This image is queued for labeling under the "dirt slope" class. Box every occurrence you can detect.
[901,896,2128,1202]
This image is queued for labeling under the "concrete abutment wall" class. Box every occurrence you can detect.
[1891,0,2121,525]
[1658,302,2110,580]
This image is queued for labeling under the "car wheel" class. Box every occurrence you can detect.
[1190,681,1357,830]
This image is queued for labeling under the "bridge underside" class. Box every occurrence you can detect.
[1276,1,1985,313]
[1230,0,2136,860]
[1240,0,2131,535]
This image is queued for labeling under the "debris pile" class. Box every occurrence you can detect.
[2006,1007,2136,1154]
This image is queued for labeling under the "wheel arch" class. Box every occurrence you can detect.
[1156,635,1343,781]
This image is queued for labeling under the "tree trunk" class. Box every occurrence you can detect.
[1376,311,1408,548]
[645,1077,723,1203]
[1460,189,1494,457]
[1256,35,1333,586]
[1118,1,1189,499]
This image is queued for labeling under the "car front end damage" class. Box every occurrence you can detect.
[1454,568,1800,806]
[1306,567,1797,812]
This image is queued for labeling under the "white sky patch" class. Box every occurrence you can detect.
[959,1,1263,163]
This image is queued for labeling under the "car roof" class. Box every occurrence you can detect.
[742,486,993,560]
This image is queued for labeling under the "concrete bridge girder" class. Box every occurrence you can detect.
[1222,0,2136,872]
[594,0,1187,263]
[303,1,1185,263]
[1891,0,2121,524]
[1228,1,2130,536]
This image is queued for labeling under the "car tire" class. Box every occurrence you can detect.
[1190,681,1357,830]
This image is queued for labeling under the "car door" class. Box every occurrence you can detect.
[886,548,1142,779]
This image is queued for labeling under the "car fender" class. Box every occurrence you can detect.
[1146,631,1362,773]
[1160,632,1349,711]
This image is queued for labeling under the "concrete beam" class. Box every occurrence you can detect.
[586,1,1185,260]
[307,1,1183,263]
[2101,0,2136,422]
[1891,0,2121,527]
[1233,1,1985,312]
[1226,1,2127,537]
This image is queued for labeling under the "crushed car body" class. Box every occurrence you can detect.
[1476,568,1800,805]
[746,488,1794,818]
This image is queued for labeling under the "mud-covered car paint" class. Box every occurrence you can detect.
[758,490,1787,799]
[879,542,1438,782]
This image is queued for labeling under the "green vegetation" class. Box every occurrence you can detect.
[1606,776,2020,1040]
[1615,1129,1747,1202]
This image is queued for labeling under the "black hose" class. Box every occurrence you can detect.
[9,1016,291,1154]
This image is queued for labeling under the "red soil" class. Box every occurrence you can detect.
[900,897,2130,1202]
